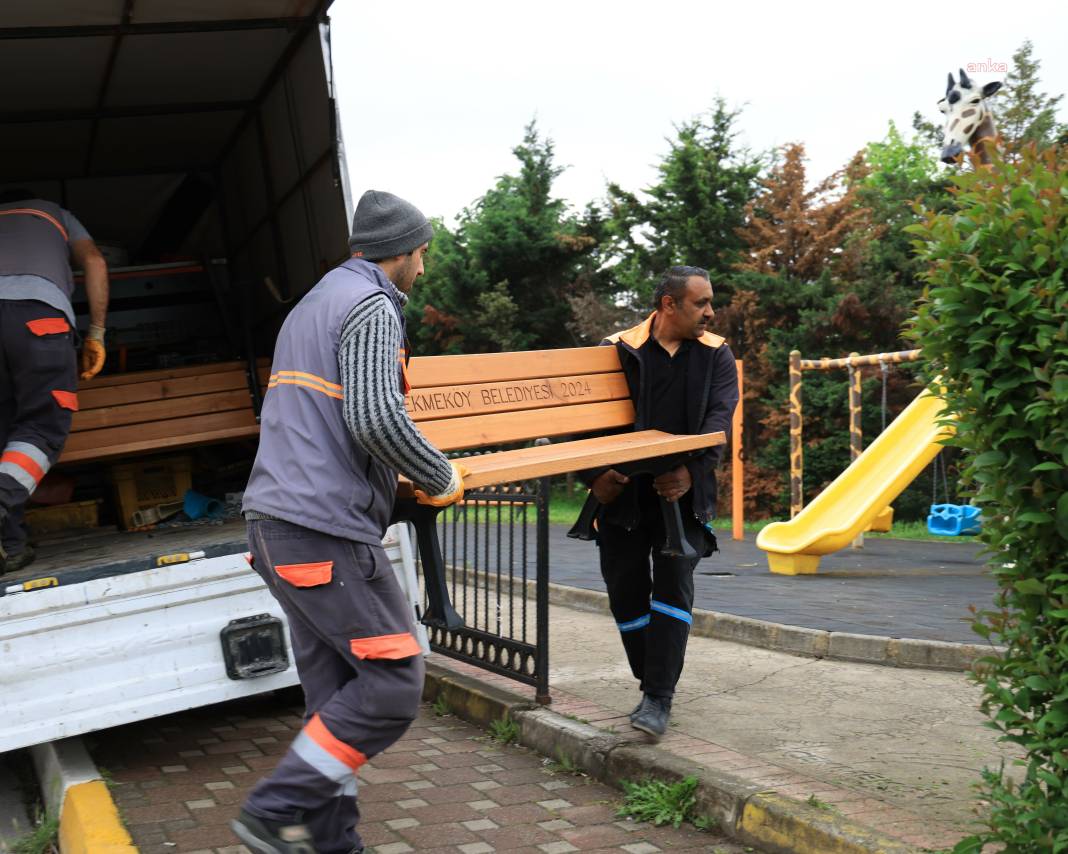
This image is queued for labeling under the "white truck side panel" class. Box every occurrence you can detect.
[0,529,418,754]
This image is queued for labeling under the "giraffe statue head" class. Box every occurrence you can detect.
[938,68,1002,164]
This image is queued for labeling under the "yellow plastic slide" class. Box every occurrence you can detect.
[756,387,955,575]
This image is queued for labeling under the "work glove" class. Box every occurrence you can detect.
[414,461,469,507]
[80,325,106,379]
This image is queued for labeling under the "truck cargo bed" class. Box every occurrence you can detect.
[2,519,250,595]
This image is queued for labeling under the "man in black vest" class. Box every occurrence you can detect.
[589,266,738,739]
[0,190,109,573]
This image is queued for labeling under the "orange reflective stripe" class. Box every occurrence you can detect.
[275,561,333,587]
[26,317,71,336]
[305,713,367,770]
[51,390,79,411]
[0,208,69,242]
[267,377,343,400]
[0,451,46,484]
[349,632,422,660]
[267,370,344,400]
[273,371,342,392]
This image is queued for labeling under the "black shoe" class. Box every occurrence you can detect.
[231,808,318,853]
[628,700,643,722]
[631,694,671,740]
[3,545,35,574]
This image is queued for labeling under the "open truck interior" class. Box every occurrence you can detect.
[0,0,349,588]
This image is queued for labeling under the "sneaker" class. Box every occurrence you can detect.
[630,694,672,740]
[231,808,318,853]
[2,545,35,574]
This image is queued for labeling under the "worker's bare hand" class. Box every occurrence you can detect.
[592,469,629,504]
[653,465,691,503]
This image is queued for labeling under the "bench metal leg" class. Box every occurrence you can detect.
[391,499,464,631]
[567,453,698,559]
[567,491,695,559]
[658,496,697,559]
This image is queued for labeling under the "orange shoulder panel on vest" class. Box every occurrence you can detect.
[698,331,726,348]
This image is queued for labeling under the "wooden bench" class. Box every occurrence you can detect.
[60,359,268,465]
[394,346,727,627]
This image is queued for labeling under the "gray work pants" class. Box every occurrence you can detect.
[243,518,425,854]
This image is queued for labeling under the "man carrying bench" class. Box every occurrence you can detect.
[236,190,466,854]
[585,266,739,740]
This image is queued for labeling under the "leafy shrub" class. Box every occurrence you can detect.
[908,143,1067,851]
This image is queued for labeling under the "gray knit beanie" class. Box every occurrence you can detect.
[348,190,433,260]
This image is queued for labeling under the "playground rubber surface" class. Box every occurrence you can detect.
[544,525,993,643]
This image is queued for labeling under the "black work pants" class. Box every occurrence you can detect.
[597,490,710,698]
[0,300,78,556]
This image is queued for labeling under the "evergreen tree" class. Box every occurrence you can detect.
[406,121,601,353]
[997,39,1065,152]
[602,99,762,309]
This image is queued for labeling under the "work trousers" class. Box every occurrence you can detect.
[597,490,711,699]
[0,300,78,556]
[244,518,424,854]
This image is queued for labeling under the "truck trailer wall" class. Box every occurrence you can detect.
[219,21,350,334]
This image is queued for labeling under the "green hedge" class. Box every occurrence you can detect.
[908,145,1067,851]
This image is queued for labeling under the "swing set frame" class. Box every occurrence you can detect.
[787,348,922,521]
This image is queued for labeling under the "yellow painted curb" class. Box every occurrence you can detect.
[58,780,137,854]
[740,793,916,854]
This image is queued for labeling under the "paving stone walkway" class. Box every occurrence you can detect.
[90,687,756,853]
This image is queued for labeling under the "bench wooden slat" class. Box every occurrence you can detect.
[397,429,726,494]
[418,399,637,452]
[72,389,255,431]
[79,358,270,389]
[59,409,259,463]
[406,372,630,422]
[407,347,621,388]
[59,426,262,464]
[77,368,269,411]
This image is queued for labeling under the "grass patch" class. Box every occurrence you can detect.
[805,794,833,811]
[431,695,452,717]
[548,488,974,542]
[617,776,699,829]
[488,714,519,745]
[549,748,580,775]
[10,809,59,854]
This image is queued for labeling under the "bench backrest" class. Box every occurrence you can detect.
[405,346,631,451]
[60,346,630,463]
[60,360,269,464]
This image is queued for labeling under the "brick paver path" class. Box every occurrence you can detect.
[90,687,755,853]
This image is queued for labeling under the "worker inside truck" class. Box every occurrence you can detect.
[0,3,353,588]
[0,189,110,574]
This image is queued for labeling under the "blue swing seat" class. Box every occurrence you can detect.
[927,503,981,536]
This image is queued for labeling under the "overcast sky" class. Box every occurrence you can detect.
[328,0,1067,224]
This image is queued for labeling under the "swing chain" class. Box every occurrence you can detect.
[879,356,889,433]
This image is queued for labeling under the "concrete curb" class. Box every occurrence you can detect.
[545,579,998,672]
[29,737,136,854]
[423,662,920,854]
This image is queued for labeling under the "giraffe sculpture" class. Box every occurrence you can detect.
[938,68,1002,164]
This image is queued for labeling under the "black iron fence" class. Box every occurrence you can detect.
[415,477,551,703]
